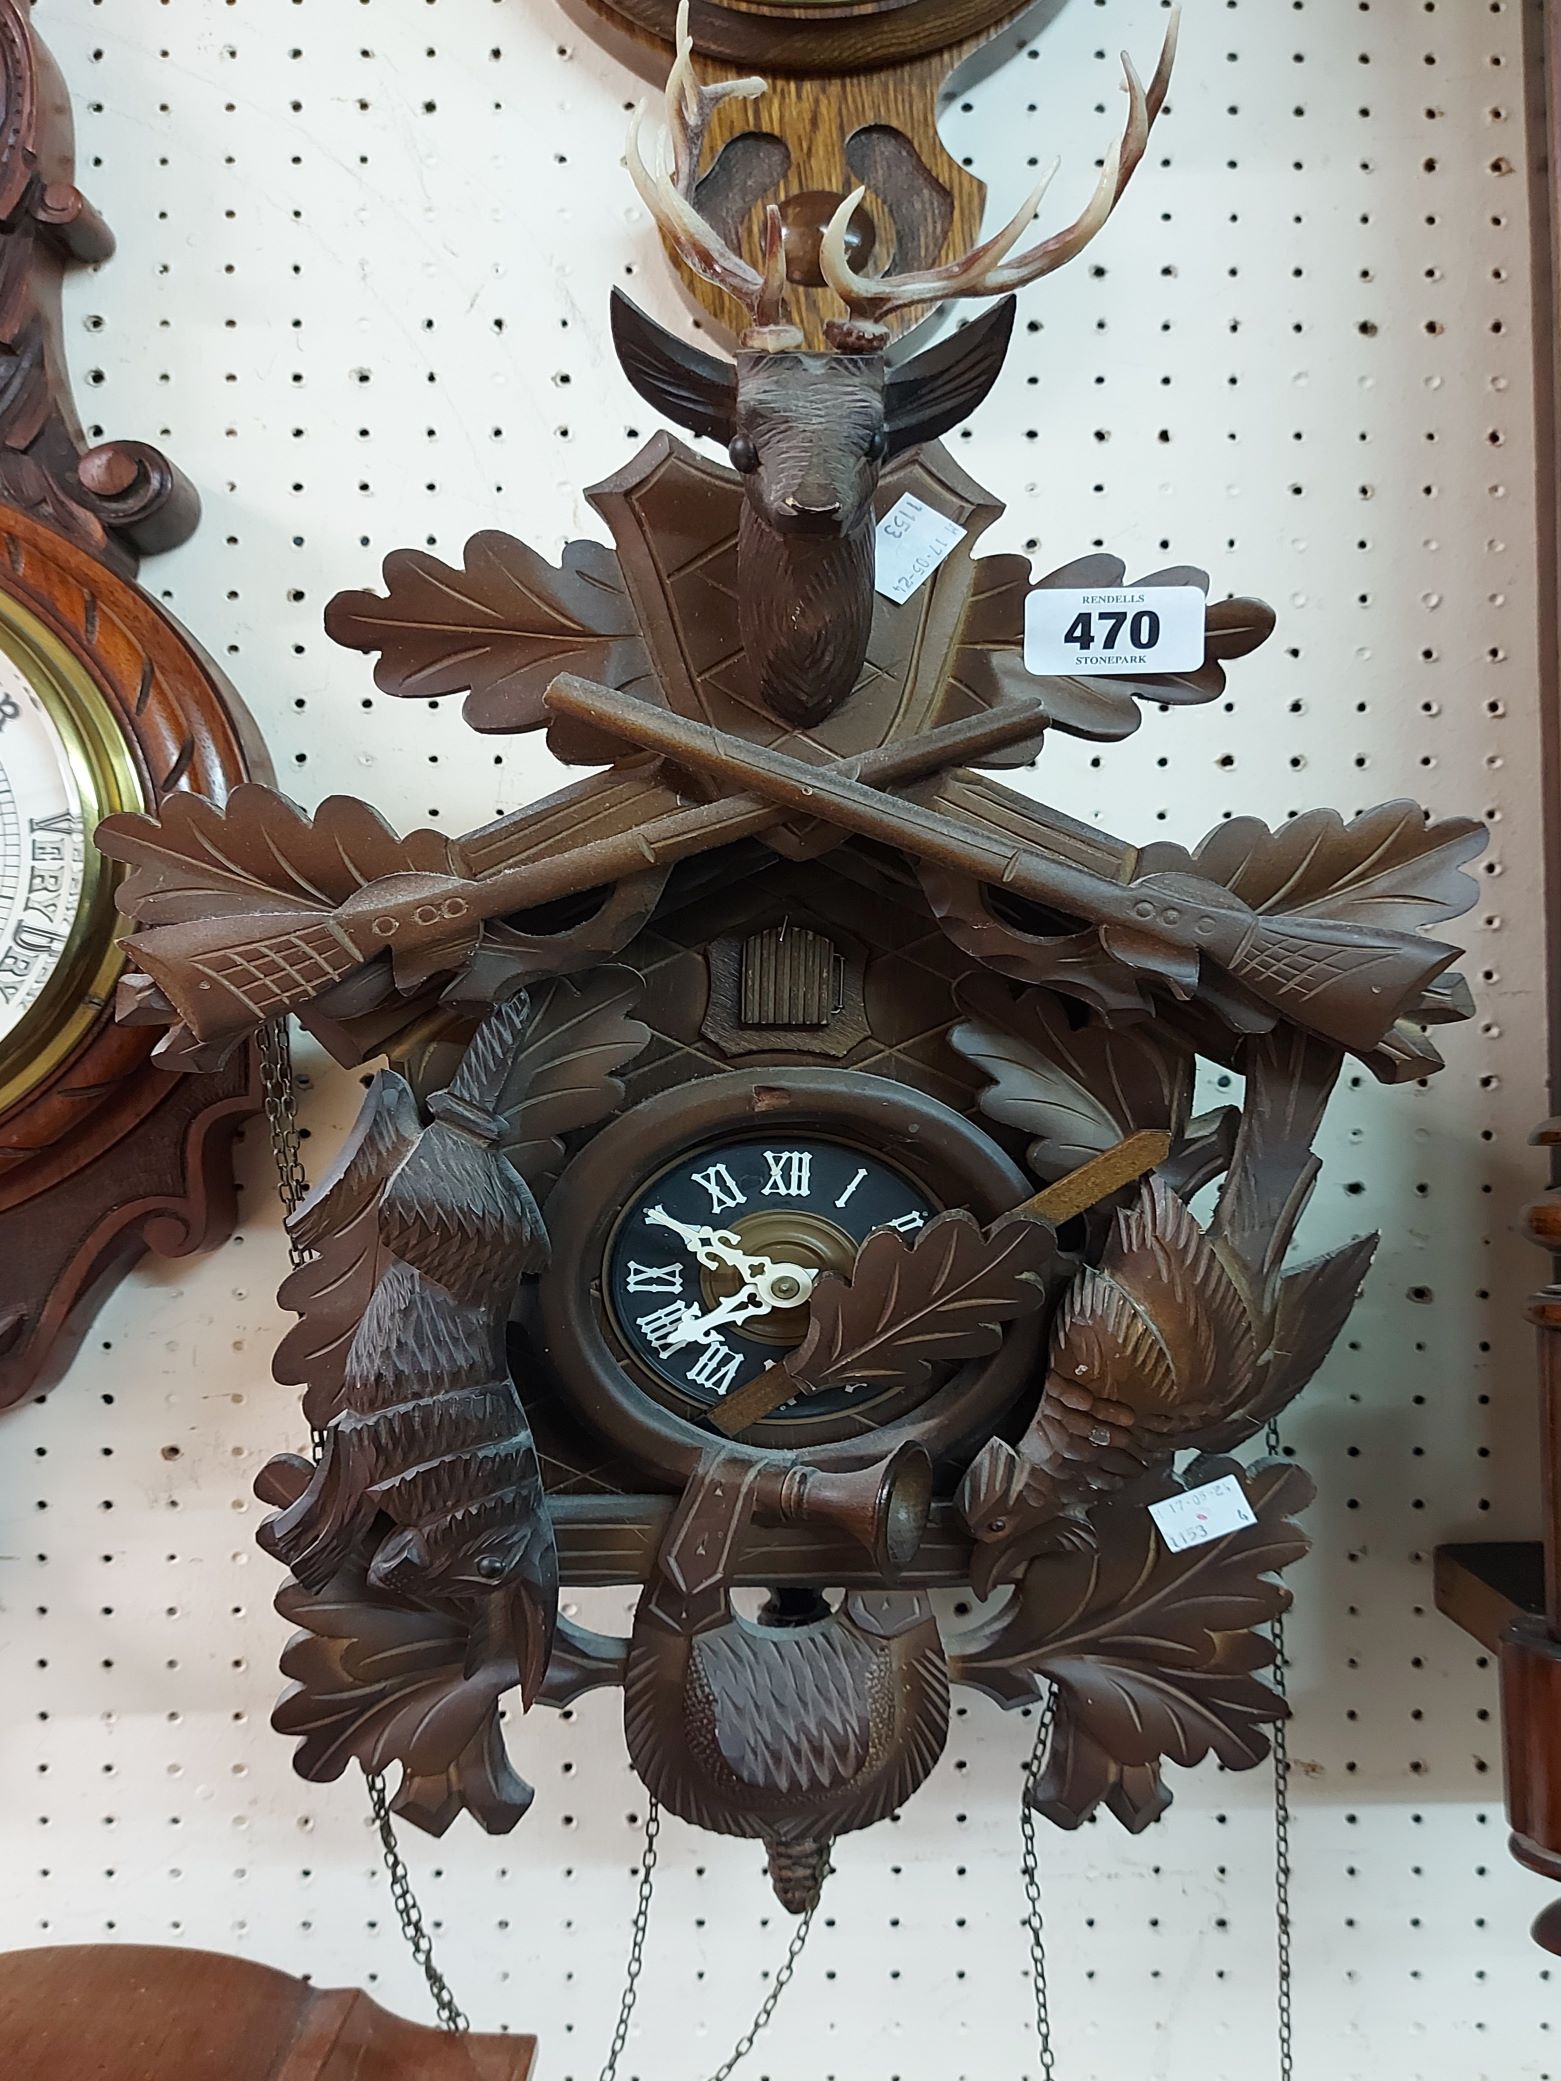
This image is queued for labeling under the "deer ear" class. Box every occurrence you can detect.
[610,289,737,445]
[882,297,1017,457]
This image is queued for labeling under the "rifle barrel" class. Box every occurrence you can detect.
[544,675,1144,931]
[457,686,1058,926]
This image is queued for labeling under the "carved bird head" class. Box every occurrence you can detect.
[958,1438,1089,1597]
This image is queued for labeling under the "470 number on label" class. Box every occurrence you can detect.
[1023,583,1205,676]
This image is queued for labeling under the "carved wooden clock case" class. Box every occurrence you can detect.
[97,4,1482,1933]
[0,0,261,1408]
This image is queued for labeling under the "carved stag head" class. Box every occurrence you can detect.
[615,2,1179,543]
[611,289,1015,539]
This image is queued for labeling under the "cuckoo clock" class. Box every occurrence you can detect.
[0,0,260,1408]
[98,1,1479,2052]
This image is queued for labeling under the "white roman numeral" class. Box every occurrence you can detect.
[685,1337,743,1396]
[835,1166,867,1209]
[690,1162,744,1214]
[626,1262,683,1294]
[637,1301,693,1353]
[762,1150,812,1197]
[886,1211,927,1234]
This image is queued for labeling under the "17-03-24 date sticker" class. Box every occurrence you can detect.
[1023,584,1205,676]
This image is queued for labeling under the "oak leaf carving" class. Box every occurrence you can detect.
[492,967,652,1197]
[274,1562,531,1835]
[273,1072,422,1431]
[784,1210,1057,1400]
[951,974,1194,1181]
[324,531,651,735]
[952,1457,1313,1825]
[919,870,1159,1021]
[96,781,451,929]
[1148,800,1486,934]
[955,553,1275,739]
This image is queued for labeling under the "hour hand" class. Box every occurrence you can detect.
[667,1258,820,1349]
[665,1282,771,1349]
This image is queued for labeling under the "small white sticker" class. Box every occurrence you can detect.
[874,494,967,605]
[1024,583,1206,676]
[1148,1474,1257,1554]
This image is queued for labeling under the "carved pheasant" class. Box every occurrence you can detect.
[260,997,558,1705]
[959,1172,1374,1593]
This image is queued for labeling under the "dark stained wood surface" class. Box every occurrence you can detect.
[0,0,264,1404]
[1433,1539,1545,1654]
[0,501,260,1408]
[0,1945,535,2081]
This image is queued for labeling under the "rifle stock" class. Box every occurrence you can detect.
[118,692,1061,1046]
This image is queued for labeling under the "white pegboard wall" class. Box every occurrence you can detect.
[0,1,1553,2076]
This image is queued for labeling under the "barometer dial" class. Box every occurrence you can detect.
[0,644,89,1044]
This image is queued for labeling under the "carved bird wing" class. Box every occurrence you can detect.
[1198,1230,1378,1453]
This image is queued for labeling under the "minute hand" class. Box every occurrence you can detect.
[543,676,1455,1054]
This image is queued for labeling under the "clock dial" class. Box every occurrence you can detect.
[0,644,88,1045]
[606,1133,940,1417]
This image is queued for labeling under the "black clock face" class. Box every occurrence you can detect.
[604,1133,941,1418]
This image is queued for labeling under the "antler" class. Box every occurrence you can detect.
[818,7,1179,347]
[625,0,798,346]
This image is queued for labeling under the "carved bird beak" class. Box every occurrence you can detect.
[969,1534,1026,1601]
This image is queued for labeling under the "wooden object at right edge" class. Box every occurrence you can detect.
[1433,0,1561,1956]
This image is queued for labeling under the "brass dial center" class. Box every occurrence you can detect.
[699,1208,857,1348]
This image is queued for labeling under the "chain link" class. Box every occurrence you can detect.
[367,1770,472,2033]
[259,1016,472,2036]
[1018,1694,1059,2081]
[1019,1434,1296,2081]
[1265,1421,1295,2081]
[704,1889,821,2081]
[597,1799,820,2081]
[257,1019,311,1265]
[598,1798,661,2081]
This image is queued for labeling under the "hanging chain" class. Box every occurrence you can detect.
[598,1798,662,2081]
[1018,1693,1059,2081]
[1265,1420,1295,2081]
[257,1018,311,1257]
[367,1769,471,2033]
[704,1887,821,2081]
[258,1017,471,2036]
[597,1799,820,2081]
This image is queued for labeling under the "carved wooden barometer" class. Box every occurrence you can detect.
[98,2,1482,2045]
[0,0,258,1406]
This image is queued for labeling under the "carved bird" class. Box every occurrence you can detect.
[959,1172,1375,1593]
[260,998,558,1705]
[625,1580,949,1913]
